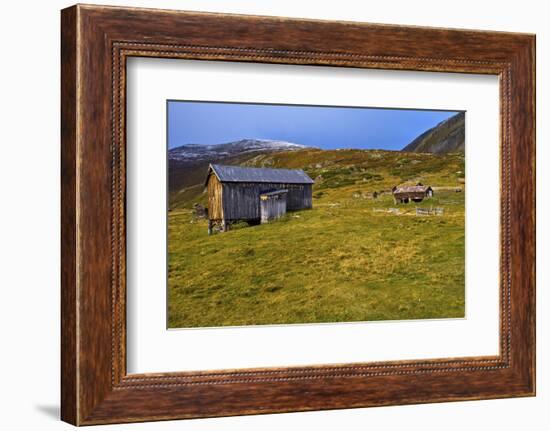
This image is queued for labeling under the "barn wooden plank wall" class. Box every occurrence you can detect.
[221,182,312,221]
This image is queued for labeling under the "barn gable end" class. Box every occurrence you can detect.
[206,173,224,220]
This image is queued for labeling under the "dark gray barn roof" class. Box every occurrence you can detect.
[207,164,314,185]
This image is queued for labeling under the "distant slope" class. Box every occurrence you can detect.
[402,112,465,154]
[170,145,465,210]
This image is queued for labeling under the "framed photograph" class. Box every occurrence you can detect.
[61,4,536,425]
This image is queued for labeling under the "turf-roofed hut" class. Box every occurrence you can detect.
[392,183,434,204]
[205,164,314,233]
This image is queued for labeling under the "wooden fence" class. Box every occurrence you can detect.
[416,207,444,216]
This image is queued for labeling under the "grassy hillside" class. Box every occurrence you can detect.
[171,148,465,209]
[168,149,465,328]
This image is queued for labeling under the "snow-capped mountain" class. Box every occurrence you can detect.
[169,139,309,162]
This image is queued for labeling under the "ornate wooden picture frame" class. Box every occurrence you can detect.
[61,4,535,425]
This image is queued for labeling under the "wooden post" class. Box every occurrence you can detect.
[221,219,227,232]
[207,219,212,235]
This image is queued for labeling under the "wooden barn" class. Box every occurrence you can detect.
[205,164,314,232]
[392,183,433,204]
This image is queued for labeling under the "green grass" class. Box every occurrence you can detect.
[167,149,465,328]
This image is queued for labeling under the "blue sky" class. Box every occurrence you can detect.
[168,100,460,151]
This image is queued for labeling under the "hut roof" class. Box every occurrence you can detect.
[207,164,314,185]
[393,185,432,194]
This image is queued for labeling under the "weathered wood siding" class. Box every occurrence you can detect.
[221,182,261,220]
[207,174,224,220]
[221,182,312,221]
[286,184,312,210]
[260,193,287,223]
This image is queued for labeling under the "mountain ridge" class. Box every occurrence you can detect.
[169,138,309,163]
[402,112,465,154]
